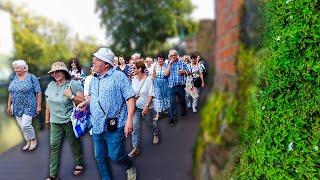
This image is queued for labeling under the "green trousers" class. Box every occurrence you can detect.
[49,122,84,177]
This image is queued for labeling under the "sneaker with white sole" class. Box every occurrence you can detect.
[126,166,137,180]
[192,108,197,113]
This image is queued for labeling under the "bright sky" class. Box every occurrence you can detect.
[8,0,215,45]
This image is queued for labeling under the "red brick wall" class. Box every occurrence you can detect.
[214,0,243,92]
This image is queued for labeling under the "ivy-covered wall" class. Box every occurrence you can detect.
[194,0,319,179]
[236,1,320,178]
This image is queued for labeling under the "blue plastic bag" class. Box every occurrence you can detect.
[71,107,92,138]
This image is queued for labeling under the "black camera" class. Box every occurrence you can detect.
[104,117,118,132]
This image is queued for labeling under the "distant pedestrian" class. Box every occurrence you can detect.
[7,60,41,151]
[152,53,170,121]
[84,66,95,98]
[68,58,86,82]
[116,55,131,78]
[186,54,205,112]
[145,57,154,76]
[77,47,137,180]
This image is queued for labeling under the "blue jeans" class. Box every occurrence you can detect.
[132,108,159,148]
[92,127,133,180]
[168,85,187,120]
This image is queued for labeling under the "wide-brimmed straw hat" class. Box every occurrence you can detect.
[48,62,69,74]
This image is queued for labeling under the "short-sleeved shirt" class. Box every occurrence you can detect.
[167,59,189,88]
[188,64,203,78]
[83,75,94,96]
[8,73,41,117]
[45,80,83,124]
[116,64,131,77]
[89,68,135,134]
[131,76,155,109]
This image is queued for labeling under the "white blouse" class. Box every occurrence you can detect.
[131,76,155,109]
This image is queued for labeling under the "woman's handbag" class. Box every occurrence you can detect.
[193,77,202,88]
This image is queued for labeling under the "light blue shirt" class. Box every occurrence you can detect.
[45,80,83,124]
[89,68,135,134]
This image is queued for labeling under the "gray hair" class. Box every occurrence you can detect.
[132,53,141,59]
[12,60,28,71]
[168,49,179,58]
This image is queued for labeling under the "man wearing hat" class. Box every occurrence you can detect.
[78,47,137,180]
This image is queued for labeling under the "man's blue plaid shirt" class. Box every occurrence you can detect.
[167,60,190,88]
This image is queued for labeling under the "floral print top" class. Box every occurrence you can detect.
[8,73,41,117]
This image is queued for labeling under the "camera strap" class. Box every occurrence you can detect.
[96,73,126,119]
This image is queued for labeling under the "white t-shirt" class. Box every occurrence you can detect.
[83,75,94,96]
[131,76,154,109]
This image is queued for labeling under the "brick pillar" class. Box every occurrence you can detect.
[214,0,243,92]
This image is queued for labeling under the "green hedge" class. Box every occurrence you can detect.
[236,1,320,179]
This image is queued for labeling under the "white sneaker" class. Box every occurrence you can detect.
[126,166,137,180]
[192,108,197,113]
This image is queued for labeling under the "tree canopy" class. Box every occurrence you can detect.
[3,3,99,76]
[96,0,197,56]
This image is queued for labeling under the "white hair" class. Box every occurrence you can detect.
[132,53,141,59]
[168,49,179,57]
[12,60,29,71]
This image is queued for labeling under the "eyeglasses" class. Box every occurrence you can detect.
[169,54,177,57]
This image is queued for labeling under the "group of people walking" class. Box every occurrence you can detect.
[6,47,207,180]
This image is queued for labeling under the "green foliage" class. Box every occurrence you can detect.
[95,0,197,56]
[235,1,320,179]
[3,3,99,76]
[194,91,237,178]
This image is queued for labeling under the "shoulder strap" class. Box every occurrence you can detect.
[97,72,125,118]
[137,79,147,95]
[68,80,76,108]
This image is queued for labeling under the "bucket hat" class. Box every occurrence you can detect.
[48,62,69,74]
[93,47,115,66]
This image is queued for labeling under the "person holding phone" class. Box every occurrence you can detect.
[164,49,190,126]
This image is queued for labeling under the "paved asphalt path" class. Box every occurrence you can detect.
[0,108,201,180]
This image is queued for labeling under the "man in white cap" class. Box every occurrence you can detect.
[78,47,137,180]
